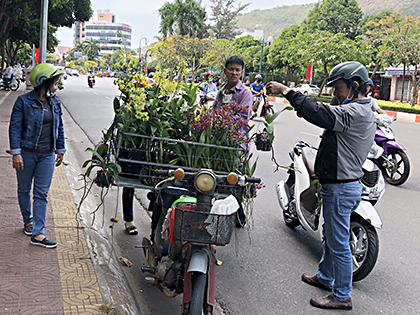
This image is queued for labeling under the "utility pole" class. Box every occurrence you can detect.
[39,0,49,63]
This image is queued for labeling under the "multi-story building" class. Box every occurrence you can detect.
[73,10,132,54]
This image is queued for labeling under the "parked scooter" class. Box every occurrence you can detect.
[251,91,274,120]
[142,168,260,315]
[373,114,410,185]
[0,77,19,91]
[276,140,384,281]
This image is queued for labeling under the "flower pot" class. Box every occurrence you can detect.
[118,148,146,178]
[95,170,113,188]
[255,134,272,151]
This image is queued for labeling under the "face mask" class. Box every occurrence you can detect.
[46,90,56,98]
[341,90,353,105]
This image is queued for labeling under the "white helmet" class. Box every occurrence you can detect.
[255,74,262,80]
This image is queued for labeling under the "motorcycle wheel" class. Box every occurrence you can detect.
[10,81,19,91]
[190,272,207,315]
[350,215,379,282]
[382,149,410,186]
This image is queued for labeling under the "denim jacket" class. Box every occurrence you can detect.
[8,90,66,155]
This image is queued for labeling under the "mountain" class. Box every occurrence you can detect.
[236,0,420,38]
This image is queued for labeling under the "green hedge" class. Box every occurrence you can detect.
[377,100,420,115]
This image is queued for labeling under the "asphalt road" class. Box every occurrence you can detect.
[59,75,420,315]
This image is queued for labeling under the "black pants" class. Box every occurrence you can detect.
[122,187,134,222]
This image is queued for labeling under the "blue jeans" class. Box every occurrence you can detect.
[16,151,55,236]
[317,181,362,301]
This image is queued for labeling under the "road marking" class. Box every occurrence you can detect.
[105,96,110,100]
[301,131,320,137]
[0,91,11,105]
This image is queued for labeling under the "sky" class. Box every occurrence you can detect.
[56,0,317,48]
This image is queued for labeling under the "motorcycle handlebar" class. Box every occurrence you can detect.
[245,177,261,184]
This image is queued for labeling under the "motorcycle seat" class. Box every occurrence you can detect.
[302,147,317,177]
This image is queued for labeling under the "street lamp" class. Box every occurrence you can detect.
[139,37,148,73]
[254,35,273,75]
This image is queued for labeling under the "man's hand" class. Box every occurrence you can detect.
[56,154,64,167]
[12,154,24,170]
[266,81,288,95]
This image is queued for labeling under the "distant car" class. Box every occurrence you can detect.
[102,72,111,77]
[292,84,320,95]
[71,69,79,77]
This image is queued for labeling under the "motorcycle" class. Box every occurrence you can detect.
[88,76,95,88]
[251,91,274,120]
[0,77,19,91]
[276,140,384,281]
[62,73,68,80]
[373,114,410,186]
[139,168,259,315]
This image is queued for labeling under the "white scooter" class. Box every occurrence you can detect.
[276,140,385,281]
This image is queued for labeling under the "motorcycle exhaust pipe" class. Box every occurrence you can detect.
[276,180,289,211]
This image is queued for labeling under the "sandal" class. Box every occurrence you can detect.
[125,222,138,235]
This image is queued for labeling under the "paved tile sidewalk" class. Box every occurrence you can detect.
[0,89,104,315]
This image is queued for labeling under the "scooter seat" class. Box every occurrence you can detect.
[301,147,317,177]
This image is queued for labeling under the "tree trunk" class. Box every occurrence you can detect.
[410,67,419,107]
[371,61,380,78]
[401,63,406,103]
[318,63,329,97]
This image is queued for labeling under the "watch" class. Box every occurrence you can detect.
[282,88,291,96]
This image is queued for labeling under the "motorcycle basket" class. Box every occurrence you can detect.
[172,204,236,246]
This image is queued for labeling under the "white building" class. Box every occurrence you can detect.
[74,11,132,54]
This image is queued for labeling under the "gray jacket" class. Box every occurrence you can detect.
[285,91,376,184]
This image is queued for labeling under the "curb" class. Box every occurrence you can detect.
[268,96,420,124]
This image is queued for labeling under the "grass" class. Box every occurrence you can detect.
[99,303,120,315]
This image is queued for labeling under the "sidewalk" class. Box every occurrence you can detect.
[0,88,103,314]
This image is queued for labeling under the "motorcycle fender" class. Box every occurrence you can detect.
[354,200,382,229]
[383,140,406,152]
[188,249,209,273]
[182,246,216,314]
[276,180,289,211]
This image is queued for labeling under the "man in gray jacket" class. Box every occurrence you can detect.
[266,61,376,310]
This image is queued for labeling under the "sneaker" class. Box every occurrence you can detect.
[23,224,33,236]
[30,236,57,248]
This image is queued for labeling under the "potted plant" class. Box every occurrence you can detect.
[254,106,293,151]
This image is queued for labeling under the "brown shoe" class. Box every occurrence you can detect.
[310,293,352,310]
[301,274,332,291]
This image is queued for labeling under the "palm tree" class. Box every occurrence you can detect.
[159,0,207,38]
[83,38,100,60]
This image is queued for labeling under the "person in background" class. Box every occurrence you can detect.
[199,71,218,106]
[250,74,265,114]
[213,56,254,227]
[367,79,388,115]
[8,63,65,248]
[266,61,376,311]
[3,63,14,89]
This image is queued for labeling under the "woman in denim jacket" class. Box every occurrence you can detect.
[8,63,65,248]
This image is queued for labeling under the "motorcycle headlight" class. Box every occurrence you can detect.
[195,170,216,192]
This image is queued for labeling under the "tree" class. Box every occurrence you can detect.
[267,25,301,81]
[209,0,249,40]
[301,0,363,40]
[84,60,97,70]
[301,31,369,96]
[159,0,207,39]
[0,0,92,69]
[361,10,393,77]
[83,38,100,60]
[202,38,236,72]
[367,13,420,106]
